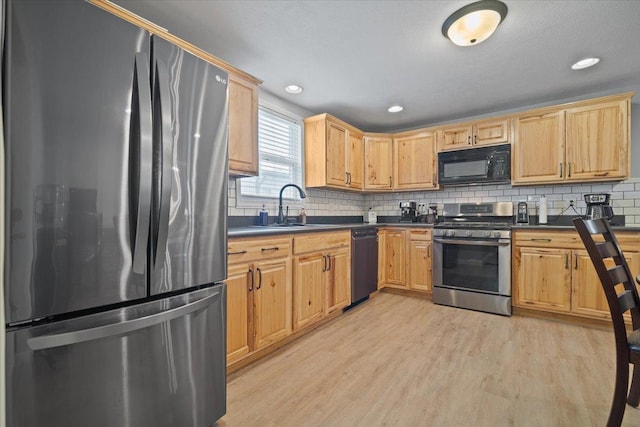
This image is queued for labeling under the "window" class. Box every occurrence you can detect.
[239,105,304,203]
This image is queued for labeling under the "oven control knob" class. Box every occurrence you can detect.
[483,231,492,238]
[465,231,473,237]
[492,231,502,238]
[445,230,454,237]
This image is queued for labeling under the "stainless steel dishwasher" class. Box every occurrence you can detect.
[350,227,379,305]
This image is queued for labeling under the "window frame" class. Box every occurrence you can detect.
[235,100,306,209]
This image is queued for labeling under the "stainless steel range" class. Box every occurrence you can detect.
[432,202,513,316]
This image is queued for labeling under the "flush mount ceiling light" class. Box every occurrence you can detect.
[442,0,508,47]
[388,105,404,113]
[285,84,303,94]
[571,57,600,70]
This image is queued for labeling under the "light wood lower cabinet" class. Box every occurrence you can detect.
[513,229,640,321]
[292,231,351,330]
[379,227,432,292]
[226,236,292,365]
[408,230,433,292]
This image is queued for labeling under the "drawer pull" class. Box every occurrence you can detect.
[229,250,248,255]
[531,238,552,242]
[261,247,280,252]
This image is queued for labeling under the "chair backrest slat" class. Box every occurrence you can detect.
[618,290,638,313]
[609,265,632,286]
[583,219,609,234]
[596,241,618,259]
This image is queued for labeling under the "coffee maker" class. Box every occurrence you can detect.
[399,201,417,222]
[584,193,615,221]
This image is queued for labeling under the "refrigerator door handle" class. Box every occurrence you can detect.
[153,59,174,270]
[131,52,153,274]
[27,287,222,351]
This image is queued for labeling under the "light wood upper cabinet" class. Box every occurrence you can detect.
[304,114,363,190]
[513,93,632,185]
[393,131,437,190]
[438,117,510,152]
[565,99,629,181]
[364,134,393,190]
[228,74,259,176]
[512,109,565,184]
[348,131,364,189]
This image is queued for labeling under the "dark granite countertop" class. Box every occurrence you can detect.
[228,222,434,238]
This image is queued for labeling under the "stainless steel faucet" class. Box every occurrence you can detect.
[278,184,307,224]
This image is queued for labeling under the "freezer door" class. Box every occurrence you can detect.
[6,284,227,427]
[3,0,152,323]
[150,37,228,295]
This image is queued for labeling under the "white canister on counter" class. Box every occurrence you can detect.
[367,208,377,224]
[539,195,548,224]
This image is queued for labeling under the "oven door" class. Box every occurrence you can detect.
[433,237,511,296]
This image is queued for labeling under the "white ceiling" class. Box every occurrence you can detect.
[113,0,640,132]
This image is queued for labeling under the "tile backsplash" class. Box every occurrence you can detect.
[229,177,640,225]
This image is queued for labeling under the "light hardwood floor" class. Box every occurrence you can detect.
[219,293,640,426]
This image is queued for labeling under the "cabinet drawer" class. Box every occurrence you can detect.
[228,237,292,264]
[293,231,350,254]
[514,231,580,248]
[409,229,432,241]
[514,230,640,250]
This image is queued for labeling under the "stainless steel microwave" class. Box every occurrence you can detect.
[437,144,511,186]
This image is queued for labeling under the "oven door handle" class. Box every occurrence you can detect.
[433,238,510,247]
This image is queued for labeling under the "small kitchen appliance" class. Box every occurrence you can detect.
[516,201,529,224]
[584,193,615,221]
[400,201,417,222]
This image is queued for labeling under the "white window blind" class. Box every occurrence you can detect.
[240,106,303,200]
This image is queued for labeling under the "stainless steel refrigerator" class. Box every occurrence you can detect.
[3,1,228,426]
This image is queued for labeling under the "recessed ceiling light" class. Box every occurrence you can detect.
[388,105,404,113]
[442,0,508,47]
[571,57,600,70]
[285,84,303,94]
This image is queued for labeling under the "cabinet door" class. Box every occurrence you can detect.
[254,258,292,349]
[438,125,473,151]
[378,230,386,289]
[565,99,629,181]
[292,254,325,330]
[228,75,259,176]
[347,131,364,189]
[512,110,565,184]
[326,249,351,313]
[326,122,348,187]
[408,239,432,292]
[515,247,571,312]
[364,136,393,189]
[393,132,436,190]
[384,230,406,287]
[226,263,252,364]
[473,118,510,146]
[572,250,640,319]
